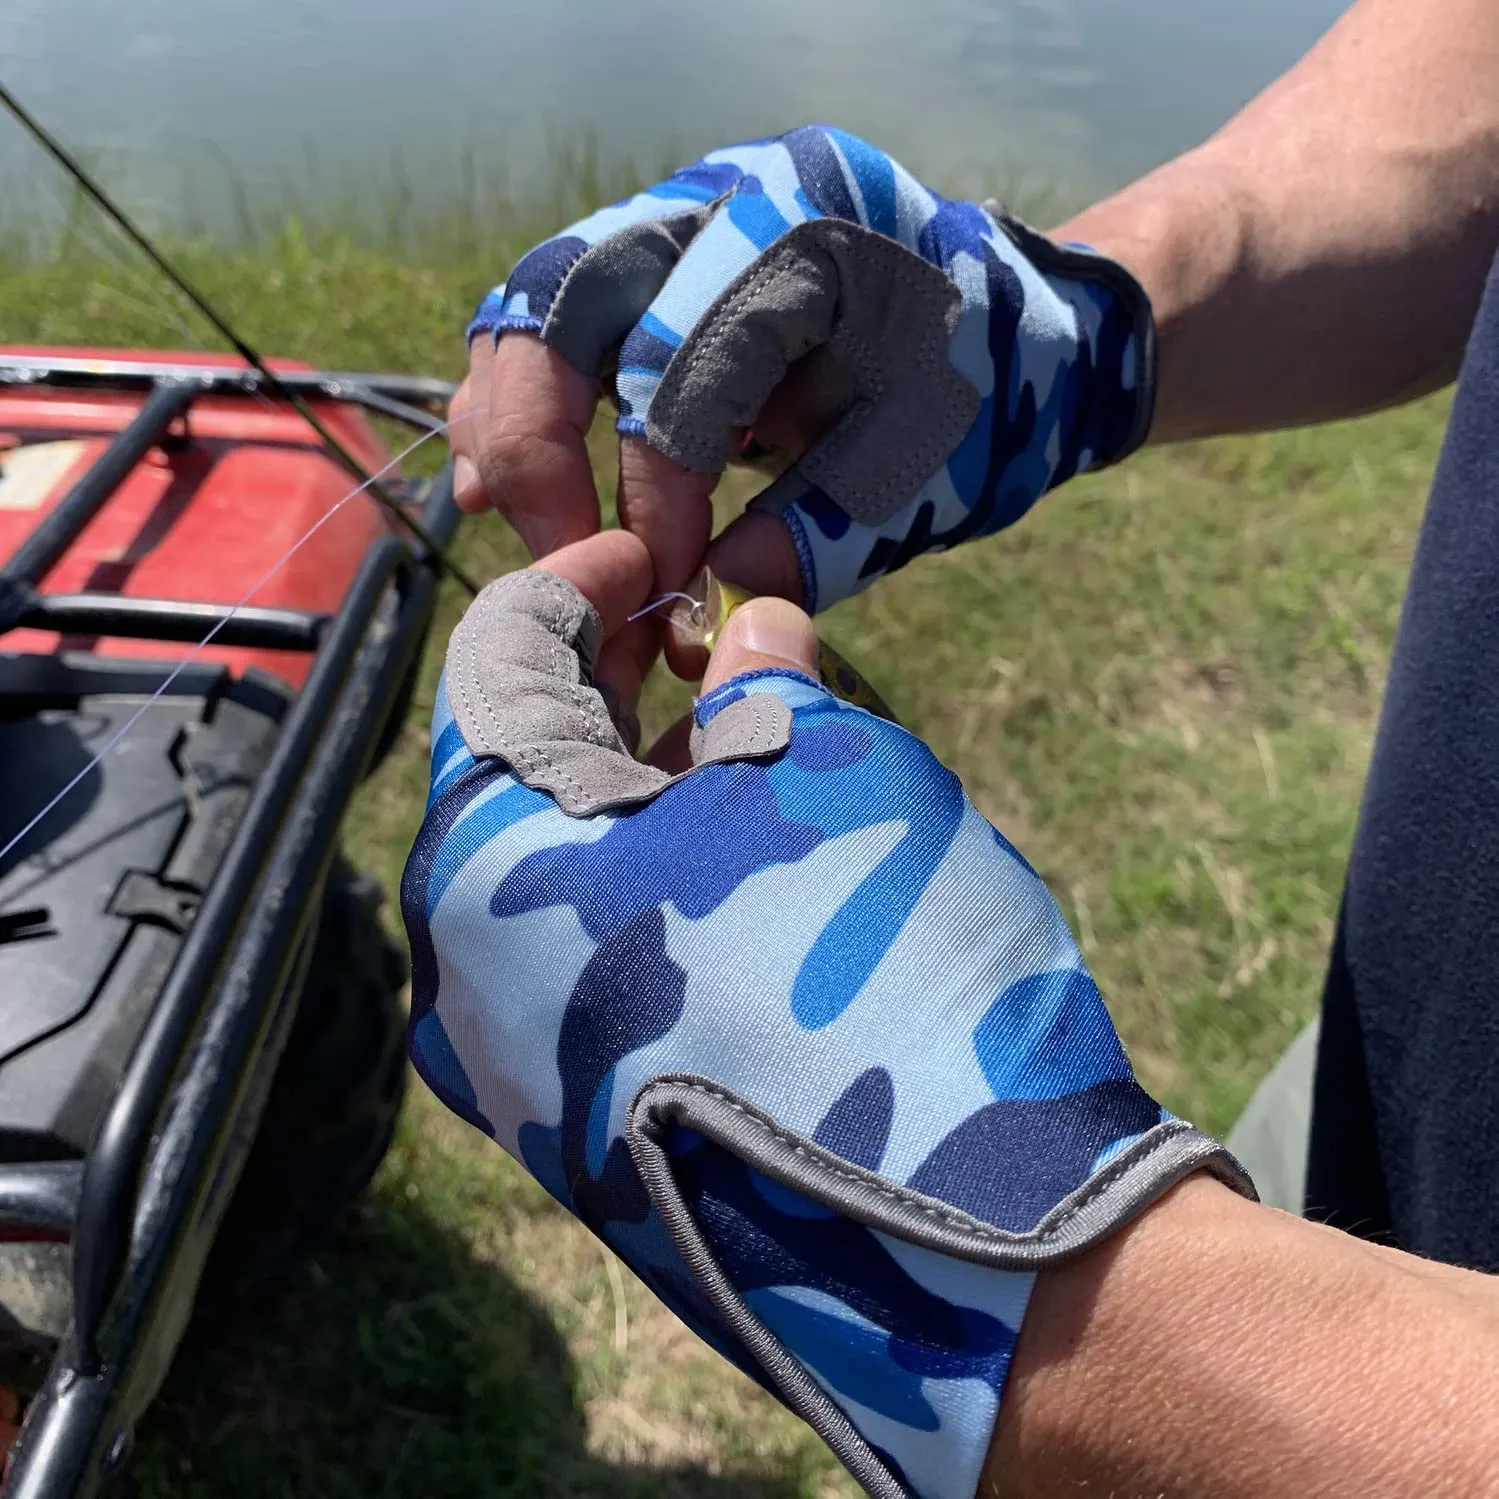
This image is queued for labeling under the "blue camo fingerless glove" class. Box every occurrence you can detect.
[403,571,1250,1499]
[468,126,1154,612]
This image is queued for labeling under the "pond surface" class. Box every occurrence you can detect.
[1,0,1347,234]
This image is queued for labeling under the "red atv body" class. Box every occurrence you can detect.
[0,347,390,685]
[0,349,459,1499]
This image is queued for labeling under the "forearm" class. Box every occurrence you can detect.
[1054,0,1499,441]
[984,1175,1499,1497]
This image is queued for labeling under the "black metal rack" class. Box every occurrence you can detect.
[0,354,459,1498]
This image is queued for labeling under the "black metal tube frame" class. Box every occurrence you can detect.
[15,595,327,651]
[0,383,193,593]
[0,384,195,633]
[0,358,462,1497]
[0,353,456,647]
[0,1162,82,1241]
[0,353,457,431]
[4,531,448,1496]
[66,536,405,1371]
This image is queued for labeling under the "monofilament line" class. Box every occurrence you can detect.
[628,591,704,623]
[0,417,468,870]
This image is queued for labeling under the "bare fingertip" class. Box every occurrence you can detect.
[729,598,819,671]
[452,453,484,511]
[703,596,821,694]
[528,529,655,633]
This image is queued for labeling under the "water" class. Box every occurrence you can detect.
[0,0,1348,235]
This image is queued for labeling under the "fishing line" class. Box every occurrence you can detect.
[628,591,703,624]
[0,77,479,596]
[0,414,474,871]
[37,174,209,355]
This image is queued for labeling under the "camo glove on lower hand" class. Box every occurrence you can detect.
[467,126,1154,612]
[403,570,1248,1499]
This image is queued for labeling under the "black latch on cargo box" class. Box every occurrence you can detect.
[107,871,202,935]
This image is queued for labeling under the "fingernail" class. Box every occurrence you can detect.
[736,597,820,674]
[452,454,479,504]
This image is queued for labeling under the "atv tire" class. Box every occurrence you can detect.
[200,857,408,1306]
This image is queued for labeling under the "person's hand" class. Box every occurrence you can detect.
[450,125,1155,620]
[402,534,1247,1499]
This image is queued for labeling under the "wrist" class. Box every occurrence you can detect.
[987,207,1157,472]
[1050,152,1251,445]
[985,1172,1242,1496]
[985,1170,1499,1499]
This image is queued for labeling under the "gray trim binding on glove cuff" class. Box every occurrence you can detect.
[629,1075,1254,1499]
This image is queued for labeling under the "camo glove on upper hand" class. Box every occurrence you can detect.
[467,126,1154,612]
[403,570,1247,1499]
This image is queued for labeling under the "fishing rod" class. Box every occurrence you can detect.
[0,78,479,596]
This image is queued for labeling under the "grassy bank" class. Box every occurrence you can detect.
[1,222,1446,1496]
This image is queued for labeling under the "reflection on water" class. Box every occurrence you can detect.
[0,0,1347,232]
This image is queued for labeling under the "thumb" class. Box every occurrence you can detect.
[702,596,822,694]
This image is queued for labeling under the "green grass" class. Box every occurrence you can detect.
[0,213,1446,1495]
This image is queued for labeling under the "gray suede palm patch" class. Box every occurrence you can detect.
[542,208,713,376]
[644,218,980,526]
[446,570,792,817]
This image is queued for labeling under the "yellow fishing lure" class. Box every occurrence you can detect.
[667,568,900,724]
